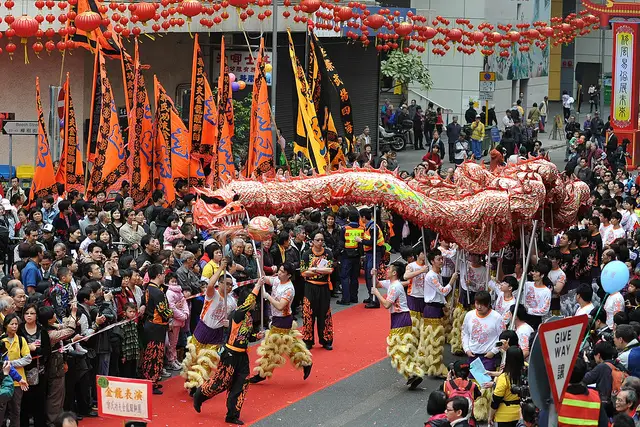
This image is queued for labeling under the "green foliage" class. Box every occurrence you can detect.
[380,50,432,90]
[232,93,252,162]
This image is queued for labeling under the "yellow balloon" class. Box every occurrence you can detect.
[238,80,247,90]
[264,63,273,72]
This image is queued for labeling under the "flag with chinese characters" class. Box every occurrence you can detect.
[87,48,128,199]
[311,32,355,153]
[189,34,217,165]
[215,35,235,185]
[288,30,328,174]
[56,73,85,194]
[245,38,274,178]
[68,0,122,58]
[124,40,153,209]
[153,77,176,204]
[308,32,344,170]
[154,76,205,187]
[31,77,57,203]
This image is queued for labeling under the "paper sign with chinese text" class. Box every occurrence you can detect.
[537,315,588,408]
[613,25,635,128]
[96,376,152,422]
[215,50,272,86]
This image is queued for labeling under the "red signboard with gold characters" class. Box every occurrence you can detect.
[96,375,153,422]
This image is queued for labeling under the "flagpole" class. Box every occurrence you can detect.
[270,8,278,171]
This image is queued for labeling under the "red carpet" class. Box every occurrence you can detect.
[81,302,390,426]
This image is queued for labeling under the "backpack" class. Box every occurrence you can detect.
[446,379,476,411]
[605,362,629,396]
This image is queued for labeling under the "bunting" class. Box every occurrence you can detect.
[87,49,128,198]
[245,38,274,178]
[288,30,328,174]
[216,35,235,185]
[68,0,122,58]
[56,73,85,194]
[154,76,205,187]
[153,77,176,204]
[308,33,344,170]
[311,33,355,153]
[31,77,57,202]
[125,40,154,209]
[189,34,217,165]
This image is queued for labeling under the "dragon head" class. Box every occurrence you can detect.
[192,187,247,232]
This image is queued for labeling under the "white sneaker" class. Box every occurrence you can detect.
[74,343,88,355]
[161,368,171,378]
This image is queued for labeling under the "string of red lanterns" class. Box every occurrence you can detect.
[0,0,600,60]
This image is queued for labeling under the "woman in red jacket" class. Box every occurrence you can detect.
[422,145,443,172]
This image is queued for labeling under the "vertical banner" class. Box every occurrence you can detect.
[125,40,153,209]
[245,38,274,178]
[612,23,638,130]
[87,50,128,198]
[56,73,85,194]
[189,34,217,164]
[216,35,235,184]
[288,30,328,174]
[153,77,176,204]
[31,77,57,202]
[154,76,205,187]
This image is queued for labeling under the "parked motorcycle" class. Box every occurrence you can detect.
[378,120,412,151]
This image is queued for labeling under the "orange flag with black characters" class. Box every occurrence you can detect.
[56,73,84,194]
[153,76,176,205]
[68,0,122,58]
[87,48,128,198]
[31,77,57,203]
[215,35,235,185]
[125,40,153,209]
[245,38,274,178]
[189,34,217,166]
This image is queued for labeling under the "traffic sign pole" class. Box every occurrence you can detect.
[8,135,12,178]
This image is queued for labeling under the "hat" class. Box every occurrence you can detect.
[452,360,470,377]
[460,131,466,137]
[475,114,481,118]
[43,224,54,233]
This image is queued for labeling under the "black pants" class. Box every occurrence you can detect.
[201,348,250,420]
[21,378,46,427]
[64,368,92,415]
[340,256,360,303]
[330,264,341,295]
[119,359,138,379]
[292,277,305,315]
[302,283,334,346]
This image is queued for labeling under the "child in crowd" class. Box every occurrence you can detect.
[164,215,185,250]
[119,303,140,378]
[166,272,189,371]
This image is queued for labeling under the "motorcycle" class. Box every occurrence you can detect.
[378,120,412,151]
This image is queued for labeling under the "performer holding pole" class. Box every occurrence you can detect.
[245,212,266,330]
[357,206,385,309]
[371,262,424,389]
[250,263,313,384]
[510,221,539,330]
[404,232,429,367]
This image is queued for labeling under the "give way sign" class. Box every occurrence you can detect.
[538,315,589,407]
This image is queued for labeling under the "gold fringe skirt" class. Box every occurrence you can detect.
[253,323,312,379]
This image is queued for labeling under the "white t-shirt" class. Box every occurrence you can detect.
[600,224,614,245]
[575,302,594,317]
[604,292,625,327]
[516,322,535,354]
[406,261,427,298]
[488,280,515,318]
[423,270,452,304]
[380,280,409,314]
[548,268,566,292]
[462,309,503,355]
[524,281,551,317]
[462,264,487,292]
[200,289,235,330]
[270,278,295,318]
[440,247,457,278]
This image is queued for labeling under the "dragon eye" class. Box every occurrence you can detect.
[200,195,227,207]
[232,193,240,202]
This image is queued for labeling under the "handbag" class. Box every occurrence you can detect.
[26,359,41,386]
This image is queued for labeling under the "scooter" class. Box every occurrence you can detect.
[378,121,411,151]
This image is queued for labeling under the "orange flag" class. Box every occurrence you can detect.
[31,77,57,202]
[245,38,274,178]
[125,40,153,209]
[152,77,206,188]
[68,0,122,58]
[55,73,84,194]
[216,35,235,185]
[87,49,128,199]
[189,34,217,166]
[153,77,176,204]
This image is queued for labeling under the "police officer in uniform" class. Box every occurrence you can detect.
[337,210,363,306]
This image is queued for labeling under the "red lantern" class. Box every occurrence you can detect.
[6,41,16,58]
[507,31,520,42]
[561,23,571,33]
[12,15,39,39]
[335,6,352,22]
[32,41,43,56]
[423,26,436,40]
[282,10,290,18]
[364,14,384,30]
[136,2,156,22]
[471,30,484,43]
[300,0,321,14]
[74,10,101,32]
[181,0,201,17]
[395,21,412,38]
[228,0,248,8]
[45,39,55,53]
[448,28,463,42]
[4,14,15,25]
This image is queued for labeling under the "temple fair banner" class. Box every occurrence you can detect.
[612,23,639,130]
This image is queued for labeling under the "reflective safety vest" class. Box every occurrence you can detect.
[363,224,384,252]
[557,389,601,427]
[344,226,363,249]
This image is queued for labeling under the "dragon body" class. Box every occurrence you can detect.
[193,158,590,254]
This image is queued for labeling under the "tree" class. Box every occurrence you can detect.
[231,93,252,163]
[380,50,432,91]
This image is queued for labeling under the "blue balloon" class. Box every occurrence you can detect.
[601,260,630,294]
[265,72,272,84]
[231,82,240,92]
